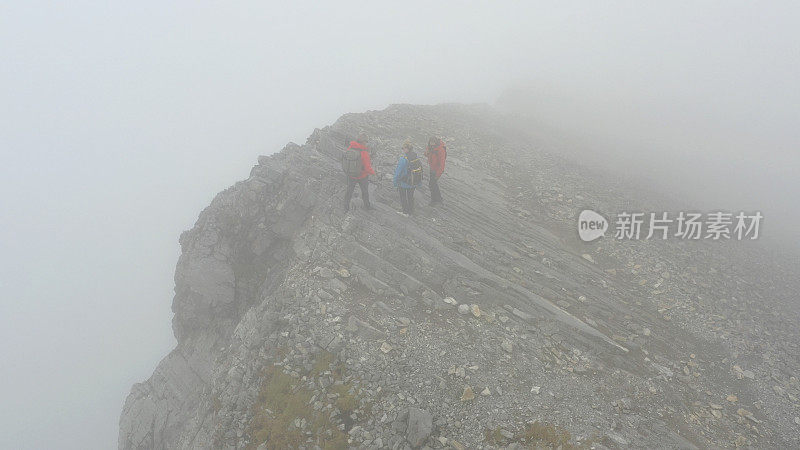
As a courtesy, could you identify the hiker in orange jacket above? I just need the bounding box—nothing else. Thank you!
[343,132,376,211]
[425,137,446,205]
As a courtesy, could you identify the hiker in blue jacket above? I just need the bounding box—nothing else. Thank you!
[393,140,423,215]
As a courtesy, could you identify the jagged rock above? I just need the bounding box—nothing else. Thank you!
[737,408,760,423]
[346,316,385,340]
[119,103,800,450]
[460,386,475,402]
[470,304,481,318]
[405,407,433,448]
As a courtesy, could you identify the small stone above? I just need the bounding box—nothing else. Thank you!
[581,253,595,263]
[318,267,334,279]
[794,417,800,426]
[709,403,723,410]
[380,342,393,353]
[642,327,651,336]
[501,340,513,353]
[531,386,541,394]
[337,268,350,278]
[726,395,738,403]
[481,387,491,396]
[457,304,470,315]
[470,304,481,318]
[460,386,475,401]
[450,440,466,450]
[443,297,458,306]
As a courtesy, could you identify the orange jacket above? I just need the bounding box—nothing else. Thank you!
[425,140,446,178]
[347,141,375,179]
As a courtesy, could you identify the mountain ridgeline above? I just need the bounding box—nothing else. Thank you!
[119,104,800,449]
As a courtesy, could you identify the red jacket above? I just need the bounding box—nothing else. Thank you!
[425,140,446,178]
[348,141,375,179]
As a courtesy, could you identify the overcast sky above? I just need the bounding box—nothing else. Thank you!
[1,2,798,449]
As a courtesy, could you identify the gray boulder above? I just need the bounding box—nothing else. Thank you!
[405,407,433,448]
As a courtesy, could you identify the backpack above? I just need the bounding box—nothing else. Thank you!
[342,148,363,178]
[404,152,424,186]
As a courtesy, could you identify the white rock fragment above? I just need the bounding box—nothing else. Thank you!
[470,304,481,318]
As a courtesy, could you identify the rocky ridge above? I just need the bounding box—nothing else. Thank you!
[119,104,800,449]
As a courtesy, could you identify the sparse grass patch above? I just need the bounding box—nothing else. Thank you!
[483,427,508,446]
[483,421,590,449]
[519,421,584,449]
[330,383,358,415]
[246,365,347,450]
[310,350,335,376]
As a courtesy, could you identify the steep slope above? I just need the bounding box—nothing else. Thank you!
[119,104,800,449]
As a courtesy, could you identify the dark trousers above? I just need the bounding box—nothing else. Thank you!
[429,169,443,204]
[344,177,370,210]
[398,187,415,214]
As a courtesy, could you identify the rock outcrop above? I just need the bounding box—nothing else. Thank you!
[120,104,800,449]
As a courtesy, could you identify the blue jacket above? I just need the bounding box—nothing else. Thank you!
[394,152,421,189]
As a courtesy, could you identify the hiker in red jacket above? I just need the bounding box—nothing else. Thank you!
[342,132,376,211]
[425,137,446,205]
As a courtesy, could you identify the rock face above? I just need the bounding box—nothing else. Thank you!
[404,408,433,448]
[119,104,800,449]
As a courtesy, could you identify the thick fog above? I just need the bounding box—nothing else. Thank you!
[1,2,798,449]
